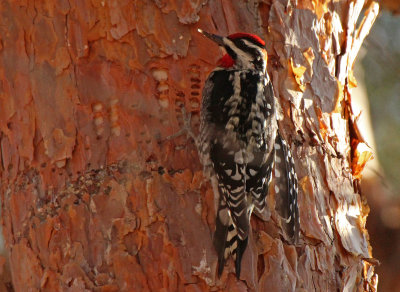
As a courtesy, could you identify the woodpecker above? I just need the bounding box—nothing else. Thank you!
[198,29,299,278]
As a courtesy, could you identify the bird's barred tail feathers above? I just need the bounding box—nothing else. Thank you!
[213,201,248,278]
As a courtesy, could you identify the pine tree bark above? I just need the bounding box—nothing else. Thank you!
[0,0,379,291]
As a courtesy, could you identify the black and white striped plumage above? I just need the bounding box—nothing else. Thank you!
[198,30,299,278]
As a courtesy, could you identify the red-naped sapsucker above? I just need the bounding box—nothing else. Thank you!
[198,29,299,278]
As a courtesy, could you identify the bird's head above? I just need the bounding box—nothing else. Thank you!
[198,29,268,72]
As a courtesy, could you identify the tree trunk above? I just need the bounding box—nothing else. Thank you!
[0,0,379,291]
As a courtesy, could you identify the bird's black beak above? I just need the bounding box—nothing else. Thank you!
[198,29,225,46]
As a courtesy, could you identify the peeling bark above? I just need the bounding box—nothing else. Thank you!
[0,0,379,291]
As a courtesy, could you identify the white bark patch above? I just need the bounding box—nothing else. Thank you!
[335,201,370,258]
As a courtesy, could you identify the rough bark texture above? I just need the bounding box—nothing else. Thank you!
[0,0,379,291]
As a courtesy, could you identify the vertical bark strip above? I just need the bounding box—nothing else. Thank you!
[0,0,378,291]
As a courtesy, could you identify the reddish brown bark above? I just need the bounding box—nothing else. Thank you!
[379,0,400,13]
[0,0,378,291]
